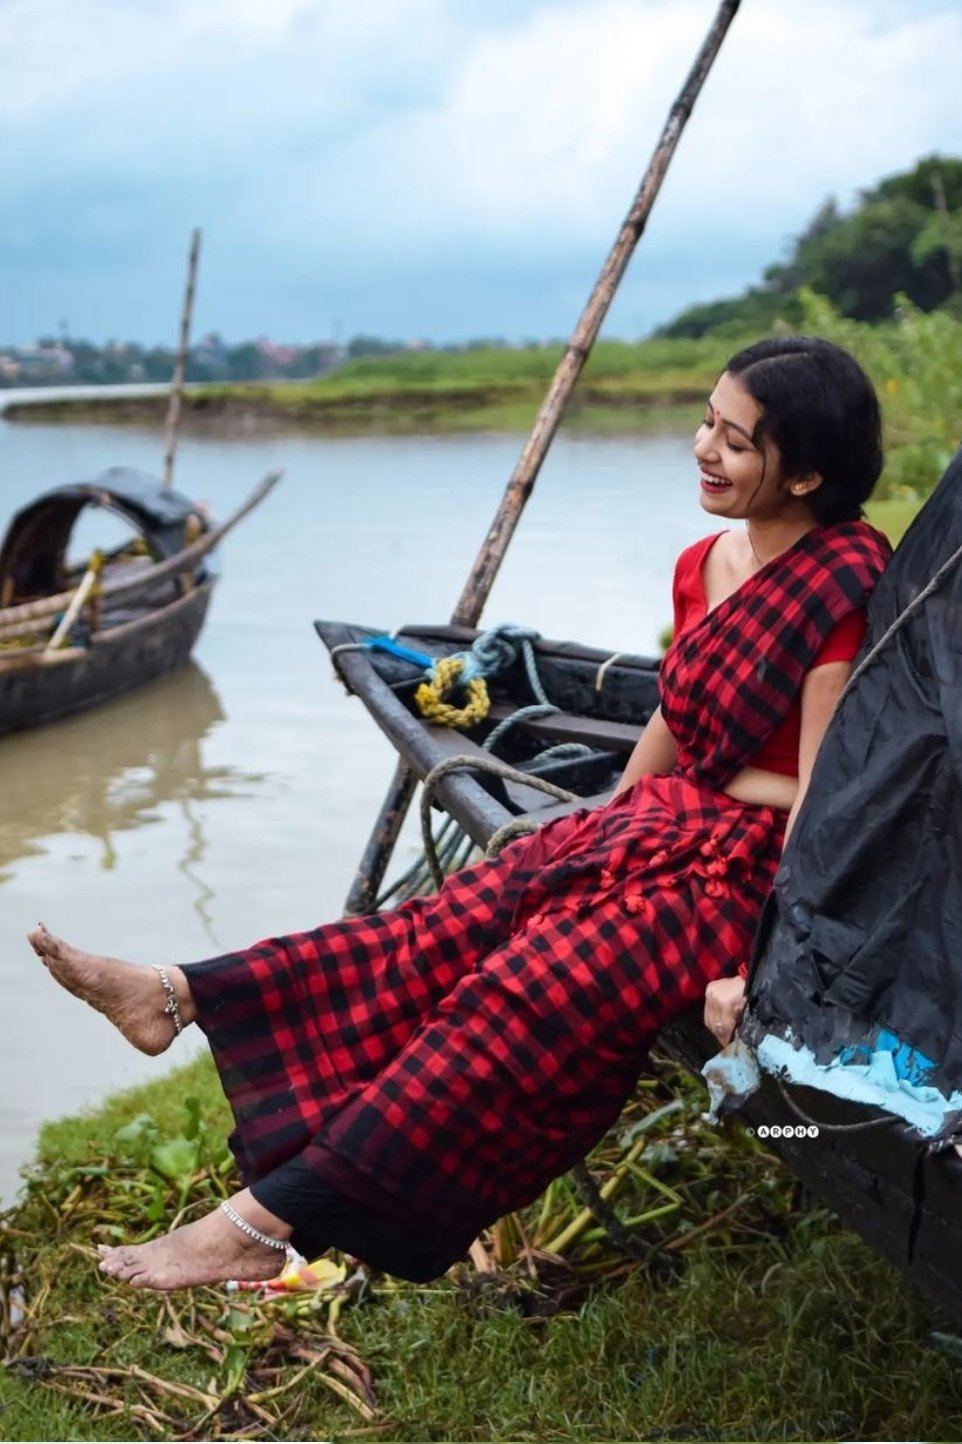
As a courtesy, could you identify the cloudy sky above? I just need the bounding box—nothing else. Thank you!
[1,0,960,347]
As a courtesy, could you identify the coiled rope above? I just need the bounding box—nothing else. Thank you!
[414,623,548,729]
[353,623,594,908]
[418,754,578,891]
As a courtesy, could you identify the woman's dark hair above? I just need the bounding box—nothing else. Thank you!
[723,335,883,524]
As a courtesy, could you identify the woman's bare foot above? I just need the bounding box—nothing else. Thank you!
[97,1191,292,1290]
[27,923,194,1056]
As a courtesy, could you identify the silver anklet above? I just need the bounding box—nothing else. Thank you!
[220,1199,289,1253]
[152,965,184,1036]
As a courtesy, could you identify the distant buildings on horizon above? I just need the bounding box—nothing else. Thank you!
[0,330,568,387]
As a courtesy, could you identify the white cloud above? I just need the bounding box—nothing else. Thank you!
[216,0,962,275]
[0,0,959,339]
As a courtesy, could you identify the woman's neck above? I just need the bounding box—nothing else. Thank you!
[745,513,817,569]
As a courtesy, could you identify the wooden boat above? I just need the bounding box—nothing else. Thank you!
[315,616,962,1326]
[0,467,279,737]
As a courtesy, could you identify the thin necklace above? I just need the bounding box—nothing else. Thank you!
[746,525,765,570]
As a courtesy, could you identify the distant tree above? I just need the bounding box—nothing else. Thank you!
[655,288,801,340]
[793,194,944,319]
[142,347,177,382]
[283,343,338,378]
[657,153,962,335]
[346,334,402,358]
[764,197,842,293]
[873,154,962,211]
[910,169,962,306]
[767,155,962,319]
[225,342,269,381]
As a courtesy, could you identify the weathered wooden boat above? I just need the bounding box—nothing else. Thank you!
[0,467,279,736]
[315,609,962,1326]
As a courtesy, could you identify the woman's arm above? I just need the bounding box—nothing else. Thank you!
[782,657,852,845]
[612,705,677,797]
[704,657,854,1045]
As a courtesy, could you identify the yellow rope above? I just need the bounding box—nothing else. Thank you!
[414,655,490,729]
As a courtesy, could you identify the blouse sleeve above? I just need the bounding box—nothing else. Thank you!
[809,608,867,668]
[671,536,716,639]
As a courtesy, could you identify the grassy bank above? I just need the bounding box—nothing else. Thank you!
[3,1051,962,1442]
[6,304,959,506]
[3,337,723,437]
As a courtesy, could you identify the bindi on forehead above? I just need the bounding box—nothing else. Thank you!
[706,397,757,443]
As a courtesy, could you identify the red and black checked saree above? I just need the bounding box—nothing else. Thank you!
[184,521,890,1273]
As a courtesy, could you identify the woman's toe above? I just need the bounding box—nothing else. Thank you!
[99,1246,131,1274]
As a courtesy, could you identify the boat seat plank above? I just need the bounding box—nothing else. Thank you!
[485,703,640,753]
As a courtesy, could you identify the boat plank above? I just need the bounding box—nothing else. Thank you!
[486,702,640,753]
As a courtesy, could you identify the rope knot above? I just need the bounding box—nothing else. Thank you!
[415,655,490,729]
[414,623,545,729]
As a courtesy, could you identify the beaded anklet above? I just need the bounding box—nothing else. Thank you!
[152,965,184,1036]
[219,1199,290,1254]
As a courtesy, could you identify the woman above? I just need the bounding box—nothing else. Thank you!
[30,336,891,1291]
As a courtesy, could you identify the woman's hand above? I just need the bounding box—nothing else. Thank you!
[704,975,747,1046]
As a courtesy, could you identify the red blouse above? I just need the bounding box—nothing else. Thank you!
[672,534,866,778]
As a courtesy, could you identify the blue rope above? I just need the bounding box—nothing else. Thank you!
[363,636,435,668]
[364,624,546,693]
[450,624,544,684]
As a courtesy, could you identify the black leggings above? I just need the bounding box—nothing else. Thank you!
[250,1157,463,1283]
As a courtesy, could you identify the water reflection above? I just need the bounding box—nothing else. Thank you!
[0,664,263,941]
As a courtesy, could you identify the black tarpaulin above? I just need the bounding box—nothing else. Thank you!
[746,444,962,1132]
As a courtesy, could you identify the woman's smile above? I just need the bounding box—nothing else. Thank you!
[699,469,733,495]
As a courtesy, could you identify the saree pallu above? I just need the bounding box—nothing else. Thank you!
[185,521,890,1265]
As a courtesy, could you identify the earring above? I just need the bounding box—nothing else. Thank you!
[791,484,806,496]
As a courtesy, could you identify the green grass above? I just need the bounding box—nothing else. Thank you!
[865,496,922,545]
[4,1055,962,1441]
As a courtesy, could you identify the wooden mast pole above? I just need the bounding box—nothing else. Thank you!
[344,0,742,914]
[161,227,202,490]
[453,0,740,625]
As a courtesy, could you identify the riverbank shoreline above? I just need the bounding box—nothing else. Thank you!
[1,384,704,437]
[1,337,728,435]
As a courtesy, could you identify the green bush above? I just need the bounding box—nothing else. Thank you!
[798,289,962,497]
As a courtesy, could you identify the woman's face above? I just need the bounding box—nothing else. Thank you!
[693,371,795,522]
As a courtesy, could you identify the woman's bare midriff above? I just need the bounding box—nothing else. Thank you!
[722,765,798,813]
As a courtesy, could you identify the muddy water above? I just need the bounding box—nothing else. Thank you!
[0,418,704,1203]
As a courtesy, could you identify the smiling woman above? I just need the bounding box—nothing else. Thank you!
[25,334,893,1294]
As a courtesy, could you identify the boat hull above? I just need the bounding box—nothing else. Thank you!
[0,581,213,736]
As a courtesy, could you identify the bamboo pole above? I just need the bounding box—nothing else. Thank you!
[453,0,740,626]
[344,0,742,913]
[42,552,103,652]
[0,470,282,631]
[343,759,419,914]
[161,227,202,490]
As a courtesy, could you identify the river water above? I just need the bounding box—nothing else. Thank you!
[0,412,705,1206]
